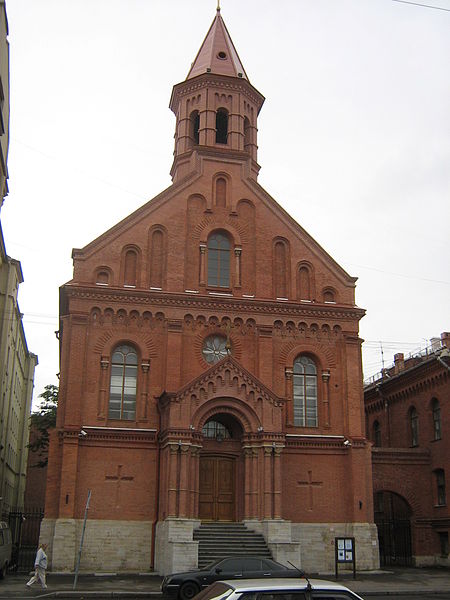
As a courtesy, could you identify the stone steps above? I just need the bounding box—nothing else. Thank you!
[194,523,272,568]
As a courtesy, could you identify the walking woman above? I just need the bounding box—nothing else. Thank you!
[26,542,48,589]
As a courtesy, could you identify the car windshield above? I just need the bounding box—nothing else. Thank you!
[193,582,234,600]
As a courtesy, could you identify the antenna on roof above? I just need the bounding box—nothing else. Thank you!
[287,561,308,586]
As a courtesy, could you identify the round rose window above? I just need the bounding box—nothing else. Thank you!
[202,335,230,364]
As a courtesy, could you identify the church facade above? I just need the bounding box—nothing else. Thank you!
[42,9,379,574]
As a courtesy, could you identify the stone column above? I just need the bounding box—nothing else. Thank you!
[321,369,330,427]
[251,448,259,518]
[263,446,273,519]
[199,244,206,286]
[285,367,293,426]
[139,359,150,421]
[179,444,190,517]
[234,247,242,288]
[273,445,283,519]
[97,356,109,419]
[244,448,252,519]
[189,446,200,518]
[168,444,179,517]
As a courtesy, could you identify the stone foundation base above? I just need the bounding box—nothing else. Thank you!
[244,520,301,568]
[155,518,200,575]
[41,518,153,572]
[40,518,379,574]
[291,522,380,573]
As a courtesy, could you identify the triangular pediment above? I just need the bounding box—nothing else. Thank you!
[160,355,284,408]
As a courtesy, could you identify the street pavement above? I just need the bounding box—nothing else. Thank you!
[0,567,448,599]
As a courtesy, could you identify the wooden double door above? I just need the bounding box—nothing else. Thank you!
[199,456,235,521]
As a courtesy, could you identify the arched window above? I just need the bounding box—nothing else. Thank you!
[244,116,251,151]
[190,110,200,145]
[432,398,441,441]
[216,108,228,144]
[435,469,446,506]
[96,270,110,285]
[207,232,230,288]
[124,249,137,287]
[150,229,164,288]
[298,266,312,301]
[274,241,288,298]
[293,356,318,427]
[373,420,382,447]
[323,288,336,303]
[202,420,232,440]
[108,345,137,420]
[215,177,226,207]
[409,407,419,447]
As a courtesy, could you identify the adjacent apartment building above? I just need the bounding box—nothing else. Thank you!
[0,0,38,515]
[365,332,450,567]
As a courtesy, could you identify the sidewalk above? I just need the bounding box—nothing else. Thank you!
[0,567,449,598]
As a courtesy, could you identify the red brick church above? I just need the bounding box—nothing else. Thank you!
[42,8,379,574]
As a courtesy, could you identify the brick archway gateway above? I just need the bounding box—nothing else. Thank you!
[374,491,412,567]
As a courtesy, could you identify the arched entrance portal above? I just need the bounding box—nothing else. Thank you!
[199,414,243,522]
[374,491,412,566]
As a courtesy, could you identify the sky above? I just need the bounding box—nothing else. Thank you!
[2,0,449,408]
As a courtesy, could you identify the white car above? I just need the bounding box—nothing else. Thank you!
[191,578,365,600]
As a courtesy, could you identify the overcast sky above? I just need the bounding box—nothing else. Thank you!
[3,0,449,407]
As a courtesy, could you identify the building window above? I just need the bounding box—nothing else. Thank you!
[244,116,251,151]
[149,229,165,289]
[124,249,137,286]
[323,288,336,303]
[216,108,228,144]
[436,469,446,506]
[190,110,200,145]
[215,177,226,207]
[439,532,449,557]
[274,240,288,298]
[108,345,137,420]
[293,355,318,427]
[202,420,232,440]
[432,398,441,441]
[202,334,229,364]
[96,270,110,285]
[373,420,382,447]
[409,407,419,447]
[297,264,313,301]
[207,232,230,288]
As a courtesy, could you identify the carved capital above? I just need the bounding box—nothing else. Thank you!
[321,369,331,382]
[100,356,109,370]
[285,367,293,379]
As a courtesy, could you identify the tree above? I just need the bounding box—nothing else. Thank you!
[28,384,58,468]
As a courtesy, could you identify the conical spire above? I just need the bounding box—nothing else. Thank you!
[186,8,248,81]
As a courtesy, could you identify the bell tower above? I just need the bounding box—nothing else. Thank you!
[169,7,265,183]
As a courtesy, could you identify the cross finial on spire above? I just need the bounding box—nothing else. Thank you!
[217,0,221,12]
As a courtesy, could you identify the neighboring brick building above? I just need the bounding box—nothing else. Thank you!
[42,8,378,574]
[365,332,450,567]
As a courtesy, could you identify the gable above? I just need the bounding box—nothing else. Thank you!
[67,159,357,307]
[158,355,285,432]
